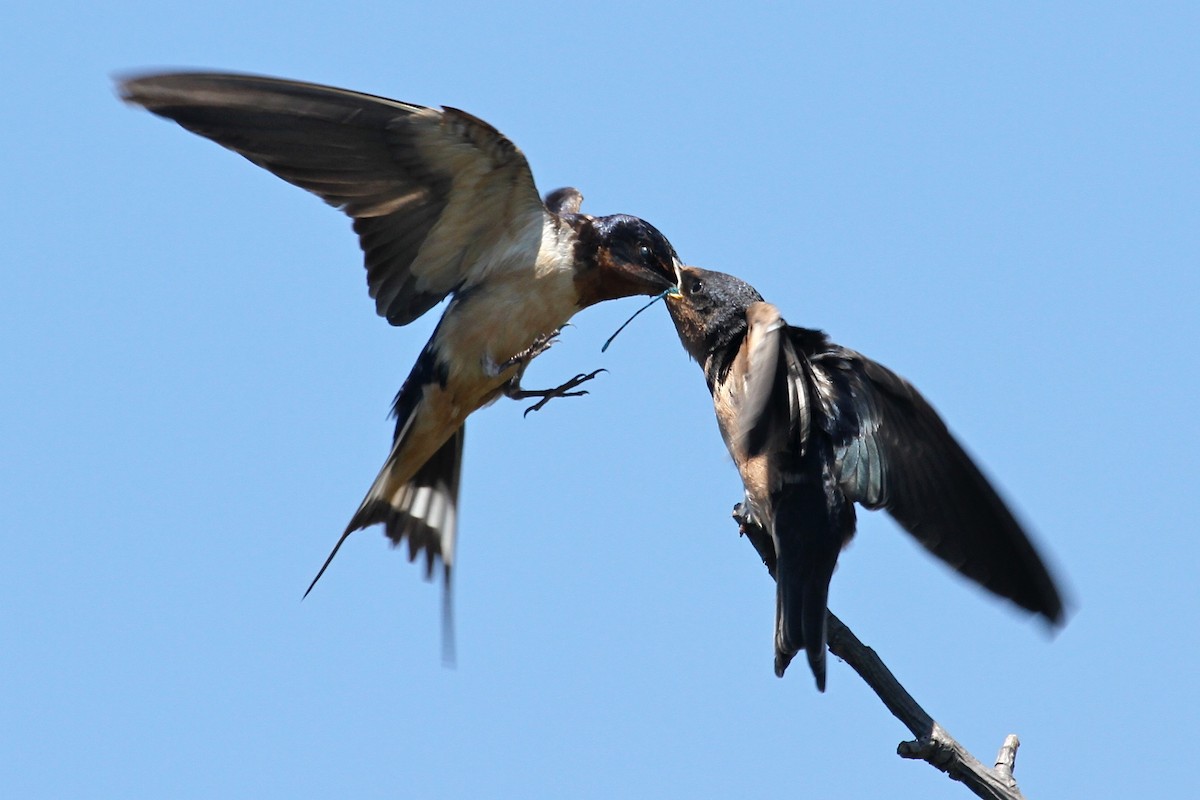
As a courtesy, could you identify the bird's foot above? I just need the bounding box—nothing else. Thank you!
[506,369,607,417]
[732,501,777,579]
[732,501,761,531]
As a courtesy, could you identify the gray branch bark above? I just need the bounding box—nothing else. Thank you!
[826,613,1027,799]
[734,510,1030,799]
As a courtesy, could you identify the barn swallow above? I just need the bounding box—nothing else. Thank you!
[665,266,1063,690]
[118,72,680,621]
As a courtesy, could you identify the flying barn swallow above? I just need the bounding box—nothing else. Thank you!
[665,266,1063,690]
[118,72,680,621]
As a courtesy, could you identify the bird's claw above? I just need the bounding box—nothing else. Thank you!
[732,502,747,522]
[732,501,756,530]
[508,368,607,417]
[522,389,588,417]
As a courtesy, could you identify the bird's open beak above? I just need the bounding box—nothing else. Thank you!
[656,256,684,293]
[623,256,677,296]
[666,262,687,301]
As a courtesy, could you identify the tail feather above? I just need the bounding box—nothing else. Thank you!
[771,461,849,691]
[774,564,834,690]
[802,579,831,690]
[771,581,833,690]
[773,584,801,678]
[303,527,354,600]
[304,425,465,597]
[773,558,836,690]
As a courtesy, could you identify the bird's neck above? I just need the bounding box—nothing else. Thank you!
[702,325,748,392]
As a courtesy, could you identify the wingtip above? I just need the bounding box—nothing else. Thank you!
[1045,603,1067,629]
[1044,578,1071,629]
[1016,568,1069,631]
[112,70,192,110]
[111,69,183,104]
[113,72,145,105]
[1037,597,1071,635]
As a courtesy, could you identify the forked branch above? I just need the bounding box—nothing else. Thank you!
[826,613,1027,799]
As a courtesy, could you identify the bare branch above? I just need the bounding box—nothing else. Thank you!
[994,734,1021,783]
[826,613,1026,799]
[734,509,1032,800]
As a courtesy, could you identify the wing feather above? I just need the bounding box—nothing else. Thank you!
[119,72,548,325]
[795,334,1064,623]
[735,302,786,456]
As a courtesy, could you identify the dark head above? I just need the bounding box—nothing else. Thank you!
[665,266,765,363]
[574,214,680,306]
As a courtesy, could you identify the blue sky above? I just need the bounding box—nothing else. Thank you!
[4,2,1198,797]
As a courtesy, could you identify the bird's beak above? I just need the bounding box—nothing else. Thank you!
[665,261,683,298]
[666,262,687,301]
[587,252,675,306]
[656,256,683,292]
[622,255,677,296]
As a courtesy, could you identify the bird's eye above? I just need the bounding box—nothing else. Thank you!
[688,278,704,295]
[638,244,653,261]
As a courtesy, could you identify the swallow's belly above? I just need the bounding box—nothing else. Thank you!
[435,268,579,389]
[381,267,579,483]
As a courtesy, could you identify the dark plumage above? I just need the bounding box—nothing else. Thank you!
[665,266,1063,690]
[118,72,680,625]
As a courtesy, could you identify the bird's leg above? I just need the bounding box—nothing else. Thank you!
[498,327,565,372]
[497,327,606,417]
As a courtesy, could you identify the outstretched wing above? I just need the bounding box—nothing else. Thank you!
[797,333,1064,624]
[119,71,548,325]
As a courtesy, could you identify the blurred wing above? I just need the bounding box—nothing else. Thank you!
[119,72,548,325]
[800,335,1064,624]
[734,302,786,455]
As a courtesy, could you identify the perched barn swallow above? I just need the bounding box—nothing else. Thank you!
[665,266,1063,690]
[118,72,680,621]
